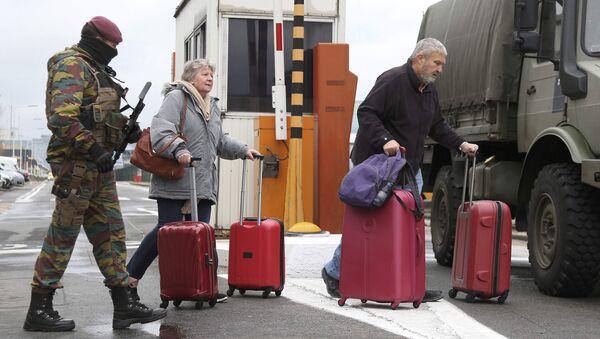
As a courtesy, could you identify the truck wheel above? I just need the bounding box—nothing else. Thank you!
[528,163,600,297]
[431,166,462,266]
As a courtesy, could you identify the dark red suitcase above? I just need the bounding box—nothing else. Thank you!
[338,183,426,310]
[449,157,511,304]
[227,157,285,298]
[158,159,218,309]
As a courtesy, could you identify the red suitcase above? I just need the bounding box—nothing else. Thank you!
[227,157,285,298]
[158,159,218,309]
[449,156,511,304]
[338,176,425,310]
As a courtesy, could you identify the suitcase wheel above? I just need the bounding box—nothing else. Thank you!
[239,289,246,295]
[275,290,282,297]
[391,302,399,310]
[448,288,458,299]
[262,287,273,298]
[173,300,182,307]
[226,288,234,297]
[337,298,346,307]
[465,294,476,303]
[160,300,169,309]
[209,298,217,307]
[498,291,509,304]
[413,300,421,309]
[360,299,367,304]
[195,300,204,309]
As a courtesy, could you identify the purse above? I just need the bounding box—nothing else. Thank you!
[130,96,188,180]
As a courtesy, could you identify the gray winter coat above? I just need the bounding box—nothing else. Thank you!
[148,85,248,203]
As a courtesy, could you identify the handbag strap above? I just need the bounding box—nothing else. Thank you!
[179,94,187,134]
[393,163,424,220]
[152,95,188,156]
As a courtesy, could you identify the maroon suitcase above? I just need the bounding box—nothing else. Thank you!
[157,159,218,309]
[449,156,512,303]
[227,157,285,298]
[338,173,425,310]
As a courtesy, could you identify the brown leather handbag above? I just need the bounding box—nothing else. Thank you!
[130,96,187,180]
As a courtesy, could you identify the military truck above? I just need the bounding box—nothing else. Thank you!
[419,0,600,297]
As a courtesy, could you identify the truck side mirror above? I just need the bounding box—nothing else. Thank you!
[512,31,540,53]
[514,0,539,31]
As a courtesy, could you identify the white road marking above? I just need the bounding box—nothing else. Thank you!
[126,240,141,250]
[0,248,41,255]
[218,273,506,339]
[0,244,27,250]
[16,182,47,202]
[0,212,158,220]
[119,182,150,190]
[118,197,131,201]
[137,208,158,216]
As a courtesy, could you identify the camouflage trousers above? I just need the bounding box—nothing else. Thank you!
[31,160,128,290]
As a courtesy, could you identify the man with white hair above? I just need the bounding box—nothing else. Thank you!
[322,38,478,302]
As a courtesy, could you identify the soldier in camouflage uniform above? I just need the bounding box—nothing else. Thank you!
[23,16,166,332]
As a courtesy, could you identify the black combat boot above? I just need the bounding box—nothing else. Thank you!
[110,286,167,329]
[128,286,140,302]
[23,289,75,332]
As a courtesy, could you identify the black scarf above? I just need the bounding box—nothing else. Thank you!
[78,36,118,66]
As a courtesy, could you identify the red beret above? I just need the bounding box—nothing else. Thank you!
[88,16,122,44]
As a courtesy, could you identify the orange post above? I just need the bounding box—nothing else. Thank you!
[313,43,357,234]
[255,116,314,230]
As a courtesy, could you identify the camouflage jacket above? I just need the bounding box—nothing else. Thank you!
[45,45,126,165]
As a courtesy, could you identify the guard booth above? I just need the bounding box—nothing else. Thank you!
[173,0,355,232]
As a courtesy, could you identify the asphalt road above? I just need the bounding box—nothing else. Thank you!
[1,181,600,338]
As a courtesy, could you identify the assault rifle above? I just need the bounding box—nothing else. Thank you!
[112,81,152,164]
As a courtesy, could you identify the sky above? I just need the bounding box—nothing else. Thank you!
[0,0,439,141]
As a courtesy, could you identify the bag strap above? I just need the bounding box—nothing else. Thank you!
[152,95,188,157]
[393,163,424,220]
[179,94,187,134]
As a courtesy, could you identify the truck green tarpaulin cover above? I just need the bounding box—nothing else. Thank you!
[418,0,522,109]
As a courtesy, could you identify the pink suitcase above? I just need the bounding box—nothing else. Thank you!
[228,157,285,298]
[338,184,425,310]
[158,159,218,309]
[449,156,511,303]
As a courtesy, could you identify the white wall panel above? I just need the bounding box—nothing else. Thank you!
[219,0,339,17]
[215,116,257,228]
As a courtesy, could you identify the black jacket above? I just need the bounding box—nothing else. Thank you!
[351,62,464,170]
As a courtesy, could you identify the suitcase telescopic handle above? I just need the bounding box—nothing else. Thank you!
[189,157,202,222]
[460,154,477,212]
[239,155,265,227]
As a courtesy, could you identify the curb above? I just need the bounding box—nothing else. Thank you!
[129,181,150,186]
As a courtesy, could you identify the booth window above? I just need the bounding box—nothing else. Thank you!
[227,18,332,113]
[185,23,206,62]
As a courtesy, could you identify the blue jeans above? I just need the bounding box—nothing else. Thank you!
[324,169,423,280]
[127,198,213,280]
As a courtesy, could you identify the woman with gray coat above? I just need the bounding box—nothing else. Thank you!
[126,59,259,302]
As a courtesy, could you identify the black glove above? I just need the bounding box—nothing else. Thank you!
[90,143,114,173]
[125,123,142,144]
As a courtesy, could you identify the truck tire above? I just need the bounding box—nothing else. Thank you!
[528,163,600,297]
[431,165,462,266]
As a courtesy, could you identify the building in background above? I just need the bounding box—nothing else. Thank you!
[173,0,349,229]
